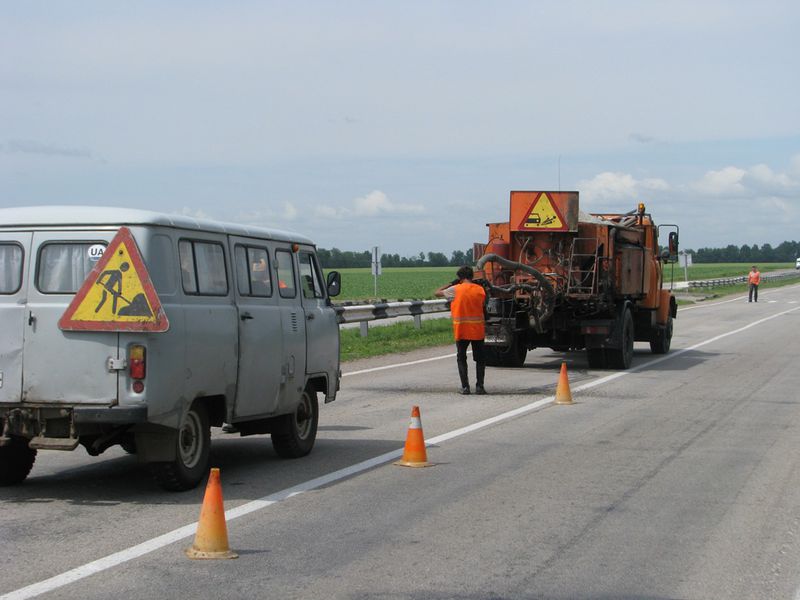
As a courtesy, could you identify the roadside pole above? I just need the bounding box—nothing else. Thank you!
[371,246,381,298]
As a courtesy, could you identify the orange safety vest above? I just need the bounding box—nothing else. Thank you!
[451,282,486,341]
[748,271,760,285]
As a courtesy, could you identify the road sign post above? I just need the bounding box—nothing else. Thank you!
[371,246,382,298]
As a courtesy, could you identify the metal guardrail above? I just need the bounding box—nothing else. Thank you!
[334,299,450,325]
[687,271,800,289]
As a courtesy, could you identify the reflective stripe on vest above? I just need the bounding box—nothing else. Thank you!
[451,282,486,340]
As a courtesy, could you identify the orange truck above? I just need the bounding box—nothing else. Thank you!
[473,191,679,369]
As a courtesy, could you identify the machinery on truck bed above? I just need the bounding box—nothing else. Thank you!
[473,191,679,370]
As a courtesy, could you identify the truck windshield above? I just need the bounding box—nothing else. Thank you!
[37,242,106,294]
[0,243,23,294]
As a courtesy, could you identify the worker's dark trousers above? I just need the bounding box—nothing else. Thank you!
[749,284,759,302]
[456,339,486,388]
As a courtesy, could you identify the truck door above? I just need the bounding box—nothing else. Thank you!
[229,238,284,418]
[298,250,339,400]
[0,232,31,405]
[22,231,119,405]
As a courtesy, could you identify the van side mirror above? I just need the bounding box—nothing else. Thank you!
[326,271,341,297]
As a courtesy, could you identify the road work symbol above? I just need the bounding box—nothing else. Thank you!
[519,192,567,231]
[59,227,169,332]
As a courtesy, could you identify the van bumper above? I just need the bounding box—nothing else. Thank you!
[74,405,147,425]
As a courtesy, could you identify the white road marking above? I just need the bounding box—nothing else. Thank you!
[4,305,800,600]
[344,353,457,377]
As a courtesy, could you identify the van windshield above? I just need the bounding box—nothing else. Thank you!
[37,242,106,294]
[0,243,23,294]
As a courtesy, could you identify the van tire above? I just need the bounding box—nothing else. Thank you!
[0,436,37,486]
[271,389,318,459]
[150,403,211,492]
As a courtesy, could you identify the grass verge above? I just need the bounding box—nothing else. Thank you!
[341,318,453,362]
[684,274,800,302]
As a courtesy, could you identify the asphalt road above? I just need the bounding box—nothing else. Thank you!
[3,285,800,600]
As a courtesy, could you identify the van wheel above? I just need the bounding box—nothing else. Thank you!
[271,389,318,459]
[0,436,37,486]
[150,403,210,492]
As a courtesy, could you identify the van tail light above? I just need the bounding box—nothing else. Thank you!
[129,344,146,381]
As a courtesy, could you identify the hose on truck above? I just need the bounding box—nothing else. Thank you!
[475,253,557,324]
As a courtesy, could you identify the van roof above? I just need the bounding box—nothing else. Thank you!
[0,205,315,245]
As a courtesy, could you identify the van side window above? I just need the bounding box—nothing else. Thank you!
[37,242,107,294]
[179,240,228,296]
[0,243,23,294]
[299,252,324,299]
[235,245,272,297]
[275,249,296,298]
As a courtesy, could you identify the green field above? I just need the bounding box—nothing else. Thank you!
[329,263,796,302]
[330,266,457,302]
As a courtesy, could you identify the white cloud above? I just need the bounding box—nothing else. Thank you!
[282,202,298,220]
[691,163,800,197]
[690,166,746,196]
[176,206,210,219]
[576,172,670,205]
[315,190,425,219]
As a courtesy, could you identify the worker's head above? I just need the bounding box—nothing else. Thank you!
[457,266,474,281]
[752,265,757,270]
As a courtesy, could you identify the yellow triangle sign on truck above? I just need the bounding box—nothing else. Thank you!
[518,192,567,231]
[58,227,169,332]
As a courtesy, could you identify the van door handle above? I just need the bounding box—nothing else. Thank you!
[307,313,315,320]
[240,312,254,321]
[28,311,36,326]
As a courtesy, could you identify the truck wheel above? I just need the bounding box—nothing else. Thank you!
[586,348,607,369]
[484,337,527,368]
[649,316,673,354]
[150,403,211,492]
[271,388,319,459]
[0,436,37,486]
[608,309,634,369]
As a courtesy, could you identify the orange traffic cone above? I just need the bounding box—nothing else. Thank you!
[185,468,238,559]
[554,362,573,405]
[394,406,434,467]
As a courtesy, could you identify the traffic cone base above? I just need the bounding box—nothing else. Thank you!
[185,468,239,560]
[394,406,434,468]
[554,361,573,405]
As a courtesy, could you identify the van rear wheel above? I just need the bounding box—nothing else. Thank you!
[271,389,318,458]
[0,436,37,486]
[150,403,210,492]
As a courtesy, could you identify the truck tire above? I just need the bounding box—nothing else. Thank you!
[649,315,673,354]
[0,436,37,486]
[586,348,607,369]
[484,336,527,368]
[150,403,211,492]
[271,388,319,459]
[607,308,634,370]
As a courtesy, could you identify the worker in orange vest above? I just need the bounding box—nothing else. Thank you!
[748,265,761,302]
[436,266,487,395]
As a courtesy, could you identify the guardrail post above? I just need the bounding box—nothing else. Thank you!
[360,322,369,337]
[413,314,422,329]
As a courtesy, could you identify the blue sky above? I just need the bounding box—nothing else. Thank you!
[1,1,798,255]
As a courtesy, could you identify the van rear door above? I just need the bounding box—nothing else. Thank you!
[0,232,30,405]
[22,231,119,405]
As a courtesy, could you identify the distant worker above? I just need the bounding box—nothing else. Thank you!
[435,266,487,395]
[748,265,761,303]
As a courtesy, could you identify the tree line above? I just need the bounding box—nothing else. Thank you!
[317,241,800,268]
[687,241,800,263]
[317,248,474,269]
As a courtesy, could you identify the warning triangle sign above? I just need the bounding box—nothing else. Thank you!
[59,227,169,332]
[518,192,567,231]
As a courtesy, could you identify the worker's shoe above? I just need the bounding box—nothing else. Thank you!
[222,423,239,433]
[459,386,471,395]
[475,384,487,395]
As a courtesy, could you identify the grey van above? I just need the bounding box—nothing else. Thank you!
[0,206,341,490]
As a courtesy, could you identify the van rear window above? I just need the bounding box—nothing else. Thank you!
[37,242,106,294]
[179,240,228,296]
[0,243,23,294]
